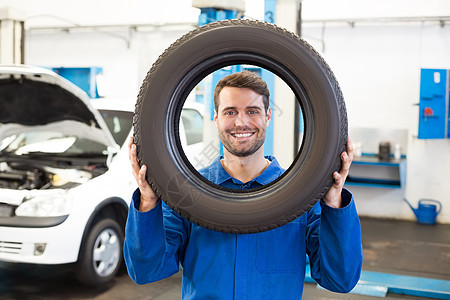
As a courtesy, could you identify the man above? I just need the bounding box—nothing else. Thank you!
[124,71,362,299]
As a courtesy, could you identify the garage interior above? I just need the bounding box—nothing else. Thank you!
[0,0,449,299]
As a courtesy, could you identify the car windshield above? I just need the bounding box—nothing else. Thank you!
[97,109,133,146]
[181,108,203,146]
[0,131,109,156]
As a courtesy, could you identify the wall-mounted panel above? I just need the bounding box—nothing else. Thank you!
[418,68,449,139]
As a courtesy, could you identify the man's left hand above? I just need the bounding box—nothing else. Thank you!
[322,137,354,208]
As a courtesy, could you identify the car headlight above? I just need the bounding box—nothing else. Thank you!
[15,194,73,217]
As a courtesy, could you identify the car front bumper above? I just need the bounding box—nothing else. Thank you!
[0,214,84,265]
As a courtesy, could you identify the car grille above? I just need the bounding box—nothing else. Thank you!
[0,241,22,255]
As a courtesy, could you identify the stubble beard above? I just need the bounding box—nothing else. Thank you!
[219,127,266,158]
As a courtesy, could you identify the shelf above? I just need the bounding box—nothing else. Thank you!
[346,154,407,188]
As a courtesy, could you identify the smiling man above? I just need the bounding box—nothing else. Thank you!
[124,70,362,299]
[213,73,272,183]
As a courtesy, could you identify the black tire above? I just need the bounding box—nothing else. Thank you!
[75,219,123,286]
[134,19,347,234]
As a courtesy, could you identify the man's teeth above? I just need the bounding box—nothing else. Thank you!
[234,133,252,138]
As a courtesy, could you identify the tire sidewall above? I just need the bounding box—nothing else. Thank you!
[135,20,346,233]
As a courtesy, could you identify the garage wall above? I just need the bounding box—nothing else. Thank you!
[2,0,450,223]
[301,0,450,223]
[305,21,450,223]
[25,28,195,101]
[2,0,201,101]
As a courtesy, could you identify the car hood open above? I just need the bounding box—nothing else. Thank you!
[0,65,118,151]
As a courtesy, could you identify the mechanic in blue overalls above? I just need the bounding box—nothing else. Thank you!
[124,70,362,299]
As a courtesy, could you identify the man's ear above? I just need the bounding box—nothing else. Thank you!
[214,111,218,127]
[266,107,272,127]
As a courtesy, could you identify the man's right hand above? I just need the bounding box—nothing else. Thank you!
[128,136,159,212]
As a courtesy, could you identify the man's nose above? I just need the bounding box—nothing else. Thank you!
[234,112,248,126]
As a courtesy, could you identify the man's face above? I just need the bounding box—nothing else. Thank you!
[214,87,271,158]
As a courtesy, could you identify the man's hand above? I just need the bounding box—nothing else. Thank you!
[128,136,159,212]
[322,137,354,208]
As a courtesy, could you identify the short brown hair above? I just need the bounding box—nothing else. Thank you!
[213,70,270,113]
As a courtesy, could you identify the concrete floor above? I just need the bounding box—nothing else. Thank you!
[1,217,449,299]
[0,264,423,300]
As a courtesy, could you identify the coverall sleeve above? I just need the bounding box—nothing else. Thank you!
[305,188,363,293]
[123,188,188,285]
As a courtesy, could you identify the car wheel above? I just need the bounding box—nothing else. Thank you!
[133,19,347,234]
[75,218,123,286]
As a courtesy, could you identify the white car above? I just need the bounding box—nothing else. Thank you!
[0,65,205,286]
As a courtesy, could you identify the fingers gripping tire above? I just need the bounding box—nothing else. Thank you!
[134,19,347,234]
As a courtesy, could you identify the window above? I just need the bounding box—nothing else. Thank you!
[181,109,203,145]
[99,110,133,146]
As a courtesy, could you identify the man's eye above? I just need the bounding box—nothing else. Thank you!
[248,110,259,115]
[225,111,236,116]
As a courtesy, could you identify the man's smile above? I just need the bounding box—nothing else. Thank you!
[230,132,255,138]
